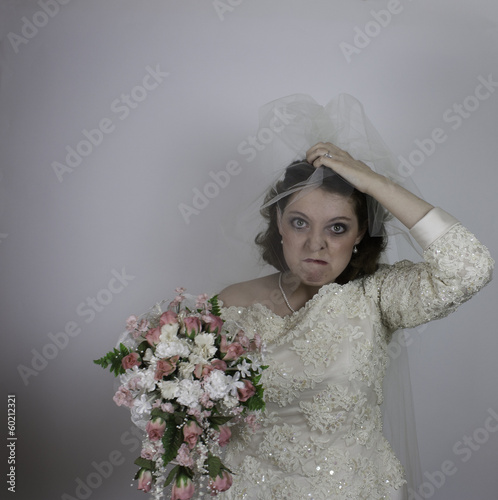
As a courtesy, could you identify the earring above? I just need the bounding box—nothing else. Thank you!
[281,239,283,244]
[353,245,358,254]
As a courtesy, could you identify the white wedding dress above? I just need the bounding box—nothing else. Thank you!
[218,208,493,500]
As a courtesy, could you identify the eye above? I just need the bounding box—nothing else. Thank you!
[330,223,347,234]
[291,218,307,229]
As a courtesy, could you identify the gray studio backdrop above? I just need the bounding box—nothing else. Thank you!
[1,1,497,499]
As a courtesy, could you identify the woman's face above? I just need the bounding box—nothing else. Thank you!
[277,188,365,290]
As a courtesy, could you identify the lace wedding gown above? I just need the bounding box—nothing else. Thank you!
[219,208,493,500]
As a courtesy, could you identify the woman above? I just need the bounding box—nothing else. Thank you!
[217,142,494,499]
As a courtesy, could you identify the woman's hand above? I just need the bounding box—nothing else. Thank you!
[306,142,434,229]
[306,142,382,195]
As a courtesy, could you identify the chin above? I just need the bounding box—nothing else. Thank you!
[300,273,336,287]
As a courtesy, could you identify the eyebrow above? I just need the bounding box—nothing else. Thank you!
[286,211,353,223]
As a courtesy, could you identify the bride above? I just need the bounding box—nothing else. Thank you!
[216,130,493,499]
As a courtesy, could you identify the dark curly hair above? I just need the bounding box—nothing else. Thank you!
[255,161,387,284]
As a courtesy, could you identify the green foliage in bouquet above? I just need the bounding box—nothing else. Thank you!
[93,343,131,377]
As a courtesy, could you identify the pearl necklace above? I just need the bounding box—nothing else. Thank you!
[279,272,296,313]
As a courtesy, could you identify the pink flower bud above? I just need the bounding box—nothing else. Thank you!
[121,352,141,370]
[146,417,166,442]
[219,335,246,361]
[224,342,245,361]
[172,473,195,500]
[137,468,153,493]
[237,380,256,402]
[209,470,233,495]
[154,356,179,380]
[203,314,224,334]
[183,420,203,450]
[183,316,202,338]
[160,310,178,326]
[145,326,161,346]
[218,425,231,447]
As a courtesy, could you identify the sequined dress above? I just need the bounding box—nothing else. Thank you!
[218,208,493,500]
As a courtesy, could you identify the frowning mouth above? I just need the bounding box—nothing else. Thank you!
[304,259,328,265]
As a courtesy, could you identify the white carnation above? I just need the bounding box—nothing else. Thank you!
[204,370,231,400]
[156,339,190,359]
[159,380,179,400]
[176,379,203,408]
[222,395,239,408]
[192,333,217,360]
[160,323,179,342]
[143,348,154,362]
[140,366,158,392]
[178,361,196,379]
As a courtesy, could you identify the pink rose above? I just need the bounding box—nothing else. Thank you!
[137,468,153,493]
[220,335,245,360]
[237,380,256,402]
[146,417,166,442]
[183,420,203,450]
[172,473,195,500]
[145,326,161,346]
[121,352,141,370]
[160,310,178,326]
[209,470,233,495]
[218,425,231,447]
[195,359,228,379]
[155,356,179,380]
[203,314,224,334]
[225,342,245,361]
[183,316,202,338]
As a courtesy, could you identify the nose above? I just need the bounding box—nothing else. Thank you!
[306,229,326,252]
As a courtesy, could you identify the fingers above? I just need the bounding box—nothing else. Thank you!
[306,142,347,168]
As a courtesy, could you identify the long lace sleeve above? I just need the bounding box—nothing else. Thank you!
[374,208,494,332]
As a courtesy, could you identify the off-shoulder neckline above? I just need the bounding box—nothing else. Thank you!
[220,280,350,320]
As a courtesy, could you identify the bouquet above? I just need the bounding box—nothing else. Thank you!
[94,288,266,499]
